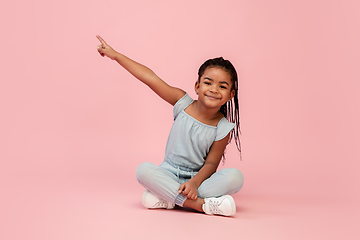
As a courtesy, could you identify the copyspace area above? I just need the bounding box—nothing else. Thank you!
[1,1,359,239]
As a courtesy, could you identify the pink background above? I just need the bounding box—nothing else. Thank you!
[1,0,359,239]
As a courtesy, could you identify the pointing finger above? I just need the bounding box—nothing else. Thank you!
[96,35,107,46]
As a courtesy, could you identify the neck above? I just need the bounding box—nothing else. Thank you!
[193,100,221,120]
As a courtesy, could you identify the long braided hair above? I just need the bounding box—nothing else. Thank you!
[198,57,242,160]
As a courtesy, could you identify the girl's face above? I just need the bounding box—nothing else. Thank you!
[195,67,235,109]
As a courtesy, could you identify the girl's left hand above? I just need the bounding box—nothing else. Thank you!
[178,181,198,200]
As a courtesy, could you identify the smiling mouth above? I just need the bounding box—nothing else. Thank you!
[206,95,220,100]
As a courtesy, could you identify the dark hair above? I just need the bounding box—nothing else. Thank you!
[198,57,242,160]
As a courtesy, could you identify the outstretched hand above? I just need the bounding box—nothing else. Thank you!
[178,181,198,200]
[96,35,117,60]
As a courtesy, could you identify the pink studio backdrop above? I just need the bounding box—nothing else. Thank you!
[1,0,359,239]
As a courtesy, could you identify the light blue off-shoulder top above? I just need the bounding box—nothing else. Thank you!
[163,93,235,170]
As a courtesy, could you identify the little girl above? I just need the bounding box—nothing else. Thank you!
[96,35,244,217]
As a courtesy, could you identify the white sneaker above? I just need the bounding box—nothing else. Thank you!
[202,195,236,216]
[142,190,175,209]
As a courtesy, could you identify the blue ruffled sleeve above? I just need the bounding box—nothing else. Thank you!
[173,93,193,120]
[215,118,235,141]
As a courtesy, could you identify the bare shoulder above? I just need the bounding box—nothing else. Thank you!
[149,78,186,106]
[215,111,225,122]
[168,87,186,106]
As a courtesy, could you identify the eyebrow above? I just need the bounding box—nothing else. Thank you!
[204,77,230,85]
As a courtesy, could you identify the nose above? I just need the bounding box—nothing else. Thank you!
[209,86,218,93]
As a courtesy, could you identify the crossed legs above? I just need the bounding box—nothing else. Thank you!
[136,162,244,211]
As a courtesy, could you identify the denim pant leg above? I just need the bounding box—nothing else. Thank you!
[136,162,187,206]
[197,168,244,199]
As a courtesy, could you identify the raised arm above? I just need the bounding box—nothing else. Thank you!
[96,35,185,105]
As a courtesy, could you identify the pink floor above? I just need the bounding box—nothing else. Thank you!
[2,166,359,240]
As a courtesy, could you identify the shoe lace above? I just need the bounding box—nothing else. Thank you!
[155,199,169,208]
[208,199,223,214]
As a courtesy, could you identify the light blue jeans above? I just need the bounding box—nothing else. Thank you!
[136,161,244,207]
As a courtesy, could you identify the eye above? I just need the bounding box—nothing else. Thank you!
[204,82,211,85]
[220,86,227,89]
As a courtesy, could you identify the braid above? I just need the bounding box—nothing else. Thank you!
[198,57,242,160]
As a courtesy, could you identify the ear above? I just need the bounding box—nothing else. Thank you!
[229,89,235,101]
[194,81,199,94]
